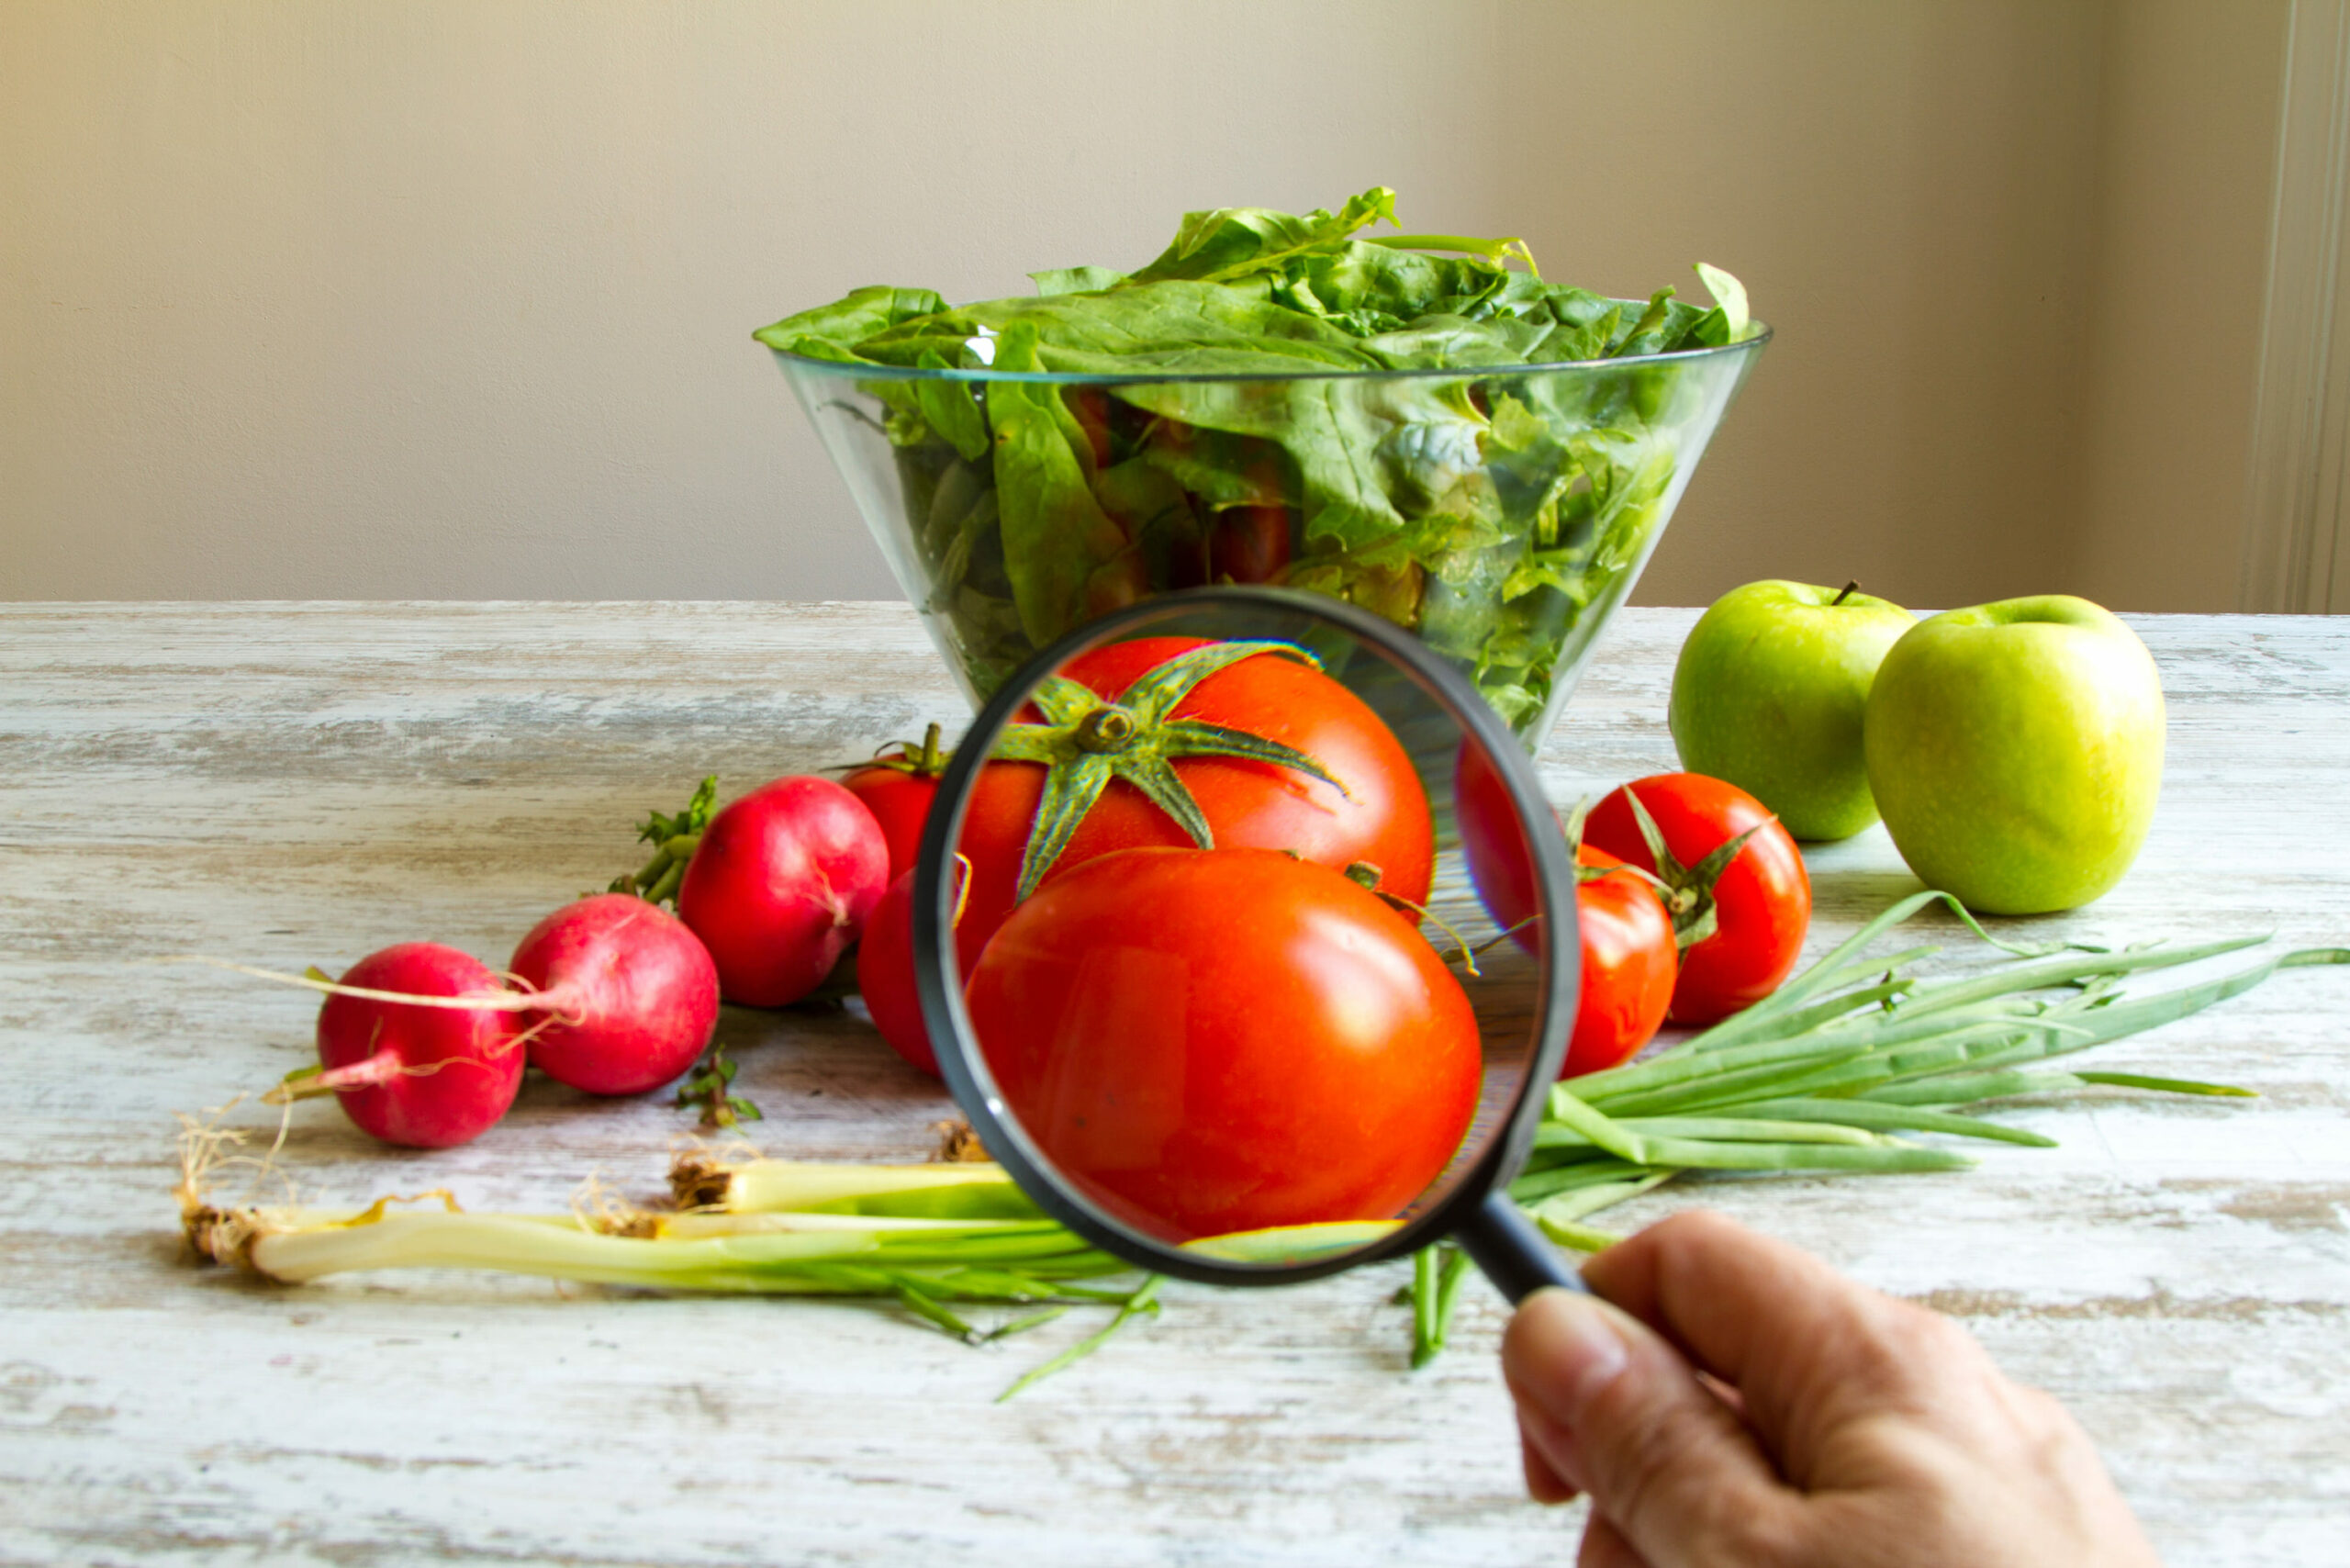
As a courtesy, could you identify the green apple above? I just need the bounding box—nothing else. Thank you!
[1863,595,2164,914]
[1669,580,1919,841]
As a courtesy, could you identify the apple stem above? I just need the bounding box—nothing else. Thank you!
[1832,580,1860,607]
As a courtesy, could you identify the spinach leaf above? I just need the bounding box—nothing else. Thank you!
[754,286,947,360]
[1030,265,1126,297]
[1125,188,1399,286]
[982,322,1131,646]
[913,350,990,463]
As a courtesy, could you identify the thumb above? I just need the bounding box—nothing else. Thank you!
[1503,1287,1794,1565]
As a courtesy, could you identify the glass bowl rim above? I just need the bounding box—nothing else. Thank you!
[767,321,1771,387]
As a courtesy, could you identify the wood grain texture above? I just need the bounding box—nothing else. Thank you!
[0,603,2344,1566]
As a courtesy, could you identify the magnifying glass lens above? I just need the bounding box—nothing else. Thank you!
[914,592,1576,1286]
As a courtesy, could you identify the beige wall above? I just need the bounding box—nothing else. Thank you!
[2075,0,2290,610]
[0,1,2292,609]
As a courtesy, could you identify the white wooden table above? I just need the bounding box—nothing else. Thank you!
[2,603,2344,1566]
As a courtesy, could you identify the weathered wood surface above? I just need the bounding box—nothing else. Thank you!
[0,602,2344,1567]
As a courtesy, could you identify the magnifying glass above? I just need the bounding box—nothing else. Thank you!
[910,588,1585,1302]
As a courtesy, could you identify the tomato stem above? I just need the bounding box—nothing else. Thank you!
[1617,785,1769,950]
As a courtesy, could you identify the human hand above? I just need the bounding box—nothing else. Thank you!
[1500,1210,2160,1567]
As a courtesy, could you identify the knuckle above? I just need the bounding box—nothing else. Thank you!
[1849,1297,1980,1394]
[1636,1208,1743,1291]
[1651,1206,1740,1256]
[2011,1382,2087,1455]
[1897,1303,1980,1365]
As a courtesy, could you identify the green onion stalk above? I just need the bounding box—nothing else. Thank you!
[1405,890,2346,1366]
[179,1139,1157,1398]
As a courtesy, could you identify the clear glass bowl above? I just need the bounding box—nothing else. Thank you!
[777,324,1767,747]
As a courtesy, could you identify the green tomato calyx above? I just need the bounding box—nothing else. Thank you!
[991,640,1348,900]
[1617,785,1770,950]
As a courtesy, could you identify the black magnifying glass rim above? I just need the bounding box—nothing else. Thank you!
[909,586,1580,1290]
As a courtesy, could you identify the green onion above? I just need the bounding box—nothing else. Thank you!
[995,1275,1163,1402]
[1404,905,2342,1367]
[180,1140,1147,1398]
[1408,1246,1475,1369]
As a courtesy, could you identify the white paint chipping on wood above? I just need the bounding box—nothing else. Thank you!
[0,603,2344,1566]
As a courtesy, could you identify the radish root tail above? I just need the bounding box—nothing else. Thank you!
[156,955,584,1027]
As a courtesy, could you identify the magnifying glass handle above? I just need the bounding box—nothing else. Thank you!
[1457,1190,1591,1303]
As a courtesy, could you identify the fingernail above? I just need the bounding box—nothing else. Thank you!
[1507,1287,1631,1428]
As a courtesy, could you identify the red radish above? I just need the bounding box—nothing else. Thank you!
[304,944,525,1148]
[677,776,890,1006]
[509,893,719,1095]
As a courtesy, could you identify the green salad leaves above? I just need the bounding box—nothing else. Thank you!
[759,188,1763,732]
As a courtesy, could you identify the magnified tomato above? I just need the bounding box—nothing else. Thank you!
[954,637,1433,960]
[1455,735,1542,941]
[963,847,1480,1242]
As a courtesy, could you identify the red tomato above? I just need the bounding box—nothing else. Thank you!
[855,869,935,1076]
[1564,846,1678,1076]
[1583,773,1810,1025]
[964,847,1481,1242]
[841,767,936,883]
[955,637,1433,958]
[1083,550,1152,617]
[842,726,948,882]
[856,860,988,1080]
[1452,742,1676,1074]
